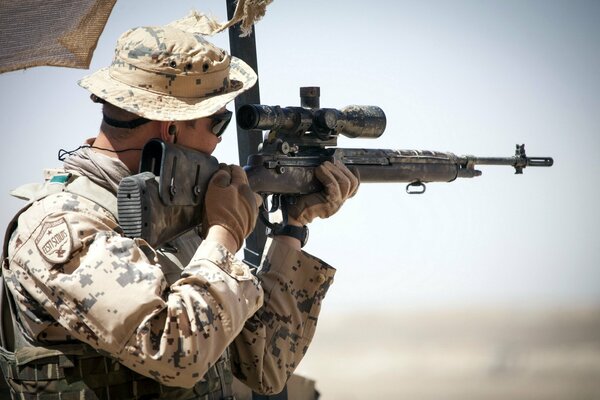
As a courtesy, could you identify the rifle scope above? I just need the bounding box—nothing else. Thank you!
[237,104,386,139]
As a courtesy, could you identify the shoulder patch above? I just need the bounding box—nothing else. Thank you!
[35,217,73,264]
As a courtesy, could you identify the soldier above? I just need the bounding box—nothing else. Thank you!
[0,21,358,399]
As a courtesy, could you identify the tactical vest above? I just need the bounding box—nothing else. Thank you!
[0,171,234,399]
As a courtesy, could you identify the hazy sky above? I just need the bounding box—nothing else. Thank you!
[1,0,598,312]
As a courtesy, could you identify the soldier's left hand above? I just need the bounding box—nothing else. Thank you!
[287,160,359,226]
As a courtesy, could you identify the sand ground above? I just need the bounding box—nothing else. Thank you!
[294,307,600,399]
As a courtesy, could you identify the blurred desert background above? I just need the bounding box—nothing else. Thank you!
[295,308,600,399]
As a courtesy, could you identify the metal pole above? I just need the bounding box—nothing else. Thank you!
[226,0,267,269]
[225,2,288,398]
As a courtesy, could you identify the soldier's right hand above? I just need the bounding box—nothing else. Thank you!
[202,164,262,252]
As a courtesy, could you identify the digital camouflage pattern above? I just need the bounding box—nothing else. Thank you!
[231,240,335,393]
[2,172,335,395]
[78,25,258,122]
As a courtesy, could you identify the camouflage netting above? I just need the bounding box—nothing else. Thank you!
[168,0,273,36]
[225,0,273,36]
[0,0,116,73]
[0,0,273,74]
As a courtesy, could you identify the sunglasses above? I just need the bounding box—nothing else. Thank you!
[210,110,233,137]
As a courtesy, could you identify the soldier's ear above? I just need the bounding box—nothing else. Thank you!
[159,122,177,143]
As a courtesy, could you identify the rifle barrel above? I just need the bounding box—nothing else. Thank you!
[470,156,553,167]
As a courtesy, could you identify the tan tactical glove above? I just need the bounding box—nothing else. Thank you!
[202,164,262,252]
[287,160,360,225]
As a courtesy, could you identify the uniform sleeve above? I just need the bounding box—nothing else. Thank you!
[229,237,336,395]
[6,193,263,388]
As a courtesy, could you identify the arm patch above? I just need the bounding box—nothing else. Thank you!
[35,217,73,264]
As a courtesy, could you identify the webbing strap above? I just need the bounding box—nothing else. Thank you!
[1,317,235,399]
[3,354,72,380]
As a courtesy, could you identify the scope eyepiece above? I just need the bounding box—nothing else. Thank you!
[236,105,261,131]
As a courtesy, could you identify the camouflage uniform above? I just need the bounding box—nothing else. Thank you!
[0,167,335,399]
[0,17,351,400]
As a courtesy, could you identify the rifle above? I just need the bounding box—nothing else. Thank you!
[117,140,219,248]
[117,86,553,248]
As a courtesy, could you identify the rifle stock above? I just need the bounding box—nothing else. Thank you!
[117,140,218,248]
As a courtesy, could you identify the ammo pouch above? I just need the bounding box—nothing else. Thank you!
[0,339,234,400]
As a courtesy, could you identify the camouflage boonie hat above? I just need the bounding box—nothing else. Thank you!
[78,25,257,121]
